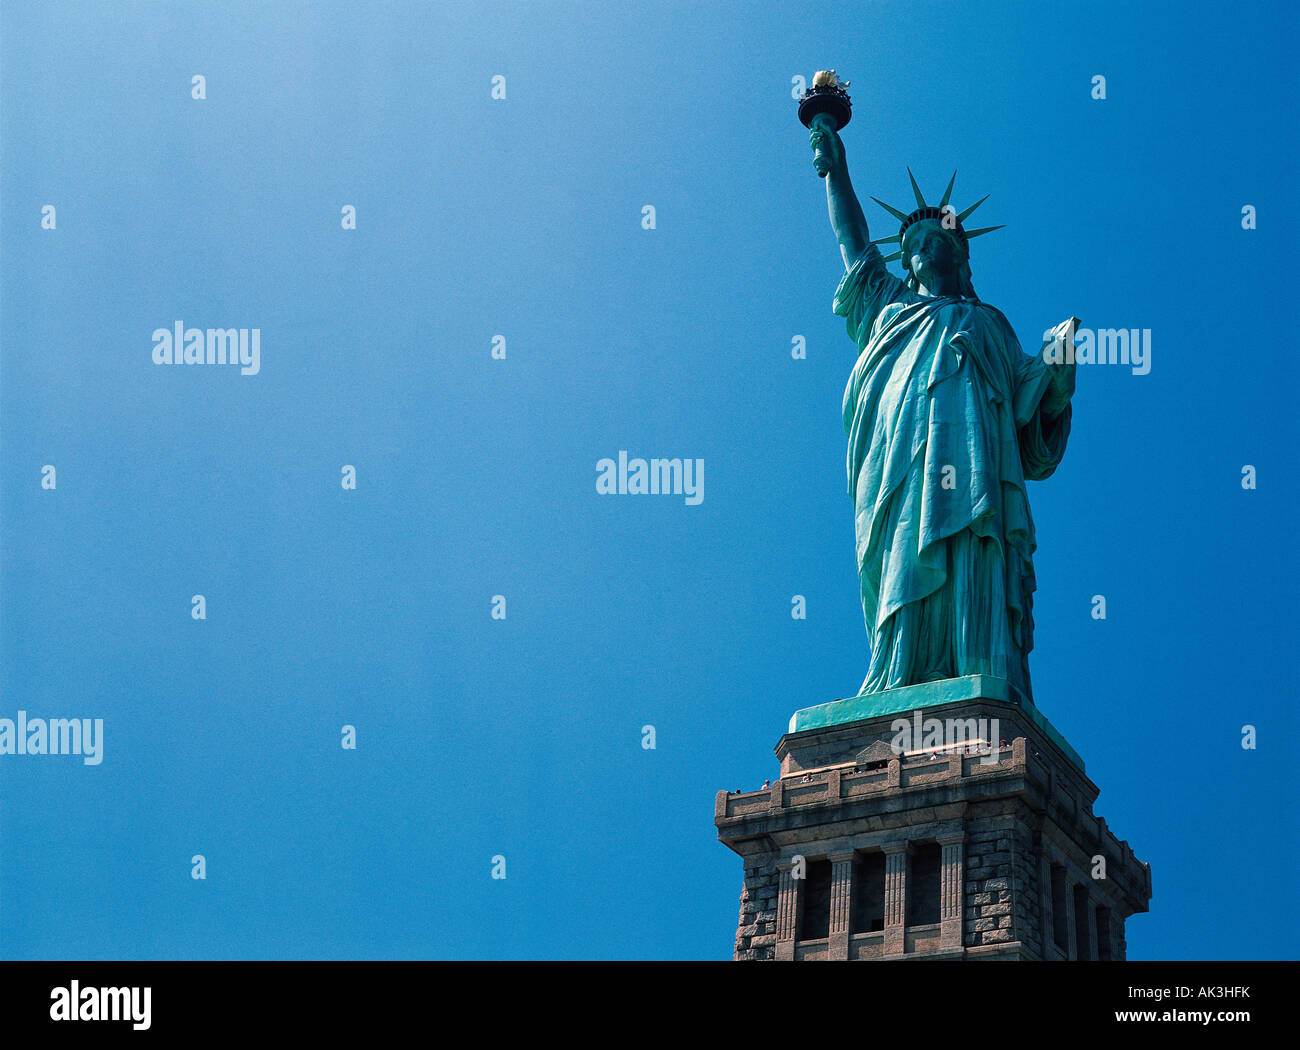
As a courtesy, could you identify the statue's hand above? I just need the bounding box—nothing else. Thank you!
[1047,356,1075,402]
[809,115,844,176]
[1042,317,1080,417]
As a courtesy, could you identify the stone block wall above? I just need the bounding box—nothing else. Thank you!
[962,806,1041,951]
[733,860,779,961]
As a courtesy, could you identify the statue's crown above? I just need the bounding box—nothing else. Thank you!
[871,170,1004,269]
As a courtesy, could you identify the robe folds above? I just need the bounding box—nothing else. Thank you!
[835,244,1072,700]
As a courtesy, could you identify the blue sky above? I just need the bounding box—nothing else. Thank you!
[1,0,1295,959]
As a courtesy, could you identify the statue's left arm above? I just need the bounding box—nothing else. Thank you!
[1010,317,1078,481]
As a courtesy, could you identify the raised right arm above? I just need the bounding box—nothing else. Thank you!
[810,117,870,269]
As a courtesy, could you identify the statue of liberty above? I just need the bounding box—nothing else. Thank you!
[806,79,1077,703]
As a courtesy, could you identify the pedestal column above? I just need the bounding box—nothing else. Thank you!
[939,835,965,949]
[1040,856,1058,959]
[775,862,800,961]
[883,845,908,956]
[828,852,855,960]
[1062,875,1078,960]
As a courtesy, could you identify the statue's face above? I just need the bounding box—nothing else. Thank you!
[904,220,962,281]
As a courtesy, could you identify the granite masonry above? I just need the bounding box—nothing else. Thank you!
[716,676,1151,961]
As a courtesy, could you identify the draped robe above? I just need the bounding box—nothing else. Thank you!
[835,243,1072,700]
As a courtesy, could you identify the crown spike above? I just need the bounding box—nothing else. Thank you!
[964,224,1005,239]
[907,167,927,209]
[880,251,903,263]
[871,234,902,245]
[938,172,957,209]
[956,194,990,223]
[870,197,910,222]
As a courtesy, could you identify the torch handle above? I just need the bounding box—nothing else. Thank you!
[810,113,836,179]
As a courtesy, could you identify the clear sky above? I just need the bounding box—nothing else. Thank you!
[1,0,1295,960]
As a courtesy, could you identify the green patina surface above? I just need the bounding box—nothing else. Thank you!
[788,674,1085,772]
[807,115,1078,708]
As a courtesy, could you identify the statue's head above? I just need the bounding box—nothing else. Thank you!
[902,219,965,281]
[901,218,976,299]
[871,171,1004,301]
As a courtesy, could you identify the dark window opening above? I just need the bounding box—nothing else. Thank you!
[1050,865,1069,951]
[906,842,942,926]
[1073,885,1091,960]
[797,859,832,941]
[852,851,886,933]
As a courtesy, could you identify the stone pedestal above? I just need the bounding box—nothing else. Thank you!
[716,676,1151,961]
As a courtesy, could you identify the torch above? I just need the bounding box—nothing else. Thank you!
[798,70,852,178]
